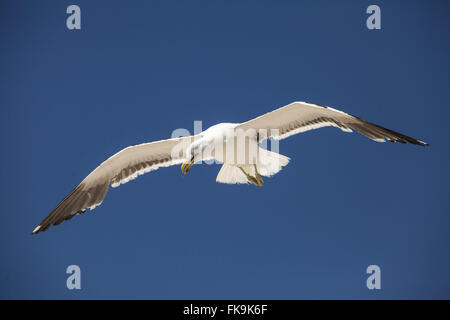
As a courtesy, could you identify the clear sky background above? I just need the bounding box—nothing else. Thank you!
[1,0,449,299]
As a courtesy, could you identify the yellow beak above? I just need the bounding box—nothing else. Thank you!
[181,157,195,174]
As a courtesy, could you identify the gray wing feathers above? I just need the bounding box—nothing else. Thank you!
[237,101,428,146]
[32,136,192,234]
[32,182,109,234]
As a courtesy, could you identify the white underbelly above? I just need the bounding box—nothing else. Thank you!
[208,136,261,165]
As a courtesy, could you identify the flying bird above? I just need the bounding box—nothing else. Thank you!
[32,101,428,234]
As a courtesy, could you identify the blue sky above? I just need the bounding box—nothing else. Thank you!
[1,0,449,299]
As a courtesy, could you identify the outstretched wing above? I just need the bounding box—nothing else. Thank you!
[32,135,194,234]
[236,101,428,146]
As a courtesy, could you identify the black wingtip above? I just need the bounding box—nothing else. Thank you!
[31,225,42,235]
[410,139,429,147]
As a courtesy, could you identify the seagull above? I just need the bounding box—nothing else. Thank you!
[32,101,428,234]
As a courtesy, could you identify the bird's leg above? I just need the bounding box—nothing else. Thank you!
[239,166,263,187]
[253,164,264,186]
[239,167,259,186]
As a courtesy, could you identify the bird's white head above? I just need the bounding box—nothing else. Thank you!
[180,123,238,174]
[181,139,203,174]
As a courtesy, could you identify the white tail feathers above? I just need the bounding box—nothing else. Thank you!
[216,164,248,184]
[216,149,290,184]
[256,149,290,177]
